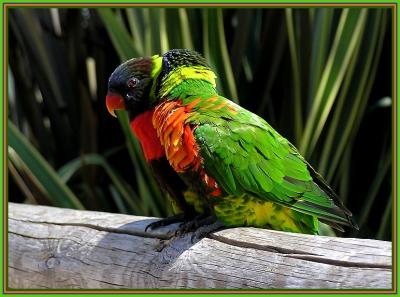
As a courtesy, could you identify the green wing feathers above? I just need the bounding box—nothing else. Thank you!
[185,95,357,230]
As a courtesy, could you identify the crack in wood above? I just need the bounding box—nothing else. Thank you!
[209,233,319,255]
[9,217,172,240]
[281,254,392,269]
[209,233,392,270]
[88,278,126,287]
[9,265,31,273]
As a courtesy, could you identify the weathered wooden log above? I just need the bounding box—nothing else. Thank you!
[8,202,392,289]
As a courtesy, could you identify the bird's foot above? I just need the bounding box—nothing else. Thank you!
[175,214,210,235]
[191,220,225,242]
[145,213,189,232]
[175,215,225,242]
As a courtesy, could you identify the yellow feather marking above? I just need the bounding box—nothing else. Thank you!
[183,190,207,213]
[160,66,217,97]
[252,202,299,230]
[213,195,302,232]
[251,201,275,226]
[151,55,162,78]
[149,55,163,102]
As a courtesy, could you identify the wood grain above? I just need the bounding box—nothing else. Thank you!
[8,203,392,289]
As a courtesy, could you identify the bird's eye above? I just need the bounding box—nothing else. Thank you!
[127,77,139,89]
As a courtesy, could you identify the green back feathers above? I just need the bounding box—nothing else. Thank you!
[181,93,356,229]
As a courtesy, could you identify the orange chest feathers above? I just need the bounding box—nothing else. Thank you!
[130,103,201,173]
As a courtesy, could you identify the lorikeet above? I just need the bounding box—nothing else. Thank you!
[106,49,358,235]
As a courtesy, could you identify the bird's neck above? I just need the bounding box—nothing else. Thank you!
[150,55,217,100]
[130,110,165,161]
[168,79,218,100]
[158,67,217,99]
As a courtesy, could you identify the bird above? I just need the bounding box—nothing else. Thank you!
[105,48,358,236]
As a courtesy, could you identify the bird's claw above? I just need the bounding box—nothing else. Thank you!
[190,220,225,242]
[174,214,209,236]
[144,213,188,232]
[145,214,225,244]
[173,215,225,242]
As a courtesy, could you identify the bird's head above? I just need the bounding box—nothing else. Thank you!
[106,49,215,119]
[106,55,160,118]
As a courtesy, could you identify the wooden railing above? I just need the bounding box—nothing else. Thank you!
[8,203,392,290]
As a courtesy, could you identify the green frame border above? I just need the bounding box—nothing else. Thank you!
[1,1,398,296]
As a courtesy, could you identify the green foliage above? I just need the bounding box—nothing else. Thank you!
[8,121,84,209]
[58,152,143,214]
[8,7,392,239]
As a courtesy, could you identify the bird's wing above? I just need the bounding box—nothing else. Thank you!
[182,95,356,228]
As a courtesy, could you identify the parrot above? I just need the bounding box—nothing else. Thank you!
[105,49,358,236]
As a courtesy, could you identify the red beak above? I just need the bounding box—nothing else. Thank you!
[106,92,126,117]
